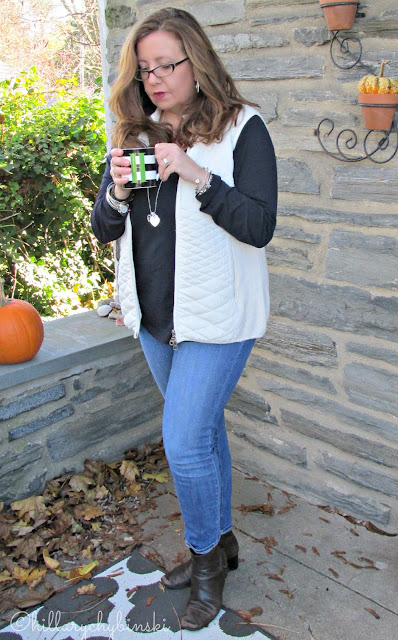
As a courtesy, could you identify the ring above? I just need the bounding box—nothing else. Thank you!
[163,158,169,165]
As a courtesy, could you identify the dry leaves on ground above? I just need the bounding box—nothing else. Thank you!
[318,506,398,537]
[236,606,263,623]
[0,441,169,619]
[236,489,296,519]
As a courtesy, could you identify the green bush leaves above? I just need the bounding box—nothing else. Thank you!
[0,70,112,316]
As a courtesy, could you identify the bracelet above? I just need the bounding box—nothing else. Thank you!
[195,168,213,196]
[105,182,133,216]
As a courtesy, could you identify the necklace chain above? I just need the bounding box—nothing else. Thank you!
[146,180,162,227]
[147,181,162,215]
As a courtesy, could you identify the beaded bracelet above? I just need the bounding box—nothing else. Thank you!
[195,169,213,196]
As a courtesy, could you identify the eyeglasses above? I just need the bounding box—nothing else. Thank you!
[134,57,189,81]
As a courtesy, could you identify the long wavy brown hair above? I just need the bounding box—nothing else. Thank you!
[110,7,256,148]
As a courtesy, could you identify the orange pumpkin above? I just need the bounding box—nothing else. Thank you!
[359,61,398,96]
[0,278,44,364]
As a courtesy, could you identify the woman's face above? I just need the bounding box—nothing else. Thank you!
[136,30,196,120]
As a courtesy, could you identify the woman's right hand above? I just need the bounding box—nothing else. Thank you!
[110,148,133,200]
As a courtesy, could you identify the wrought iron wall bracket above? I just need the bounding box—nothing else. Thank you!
[320,3,365,69]
[329,30,362,69]
[316,118,398,163]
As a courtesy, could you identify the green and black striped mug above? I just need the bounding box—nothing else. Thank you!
[123,147,158,188]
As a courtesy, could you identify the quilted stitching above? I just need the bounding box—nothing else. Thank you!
[116,105,270,344]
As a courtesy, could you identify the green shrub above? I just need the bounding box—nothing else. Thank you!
[0,70,113,316]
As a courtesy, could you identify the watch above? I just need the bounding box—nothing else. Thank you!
[105,182,132,216]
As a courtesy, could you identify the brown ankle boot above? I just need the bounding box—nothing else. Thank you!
[161,530,238,589]
[181,546,228,630]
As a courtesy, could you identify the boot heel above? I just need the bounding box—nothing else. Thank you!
[227,555,239,570]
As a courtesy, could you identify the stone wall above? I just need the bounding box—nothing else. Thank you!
[0,312,162,503]
[100,0,398,529]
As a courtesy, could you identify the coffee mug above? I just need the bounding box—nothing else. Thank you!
[123,147,158,188]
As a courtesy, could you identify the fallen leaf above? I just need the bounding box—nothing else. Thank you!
[328,568,339,578]
[146,594,156,606]
[311,547,320,556]
[95,485,109,499]
[0,521,11,541]
[120,460,140,482]
[68,475,94,493]
[12,566,47,588]
[77,560,98,576]
[107,568,124,578]
[319,517,330,524]
[236,503,274,516]
[253,536,278,547]
[350,528,359,537]
[10,496,47,520]
[125,482,142,495]
[295,545,307,553]
[8,533,44,561]
[339,514,397,537]
[11,522,34,537]
[364,522,397,536]
[249,606,263,617]
[364,608,380,619]
[279,589,294,599]
[126,585,139,598]
[142,471,169,483]
[57,560,98,584]
[76,583,97,596]
[141,550,165,569]
[268,574,285,582]
[237,609,254,622]
[43,549,60,571]
[165,511,182,521]
[277,500,297,515]
[0,570,13,583]
[81,505,104,521]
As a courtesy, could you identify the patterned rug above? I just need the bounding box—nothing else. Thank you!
[0,549,272,639]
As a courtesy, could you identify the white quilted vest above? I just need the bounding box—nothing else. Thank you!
[117,105,270,344]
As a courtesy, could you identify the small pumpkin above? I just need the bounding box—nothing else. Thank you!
[359,61,398,95]
[0,277,44,364]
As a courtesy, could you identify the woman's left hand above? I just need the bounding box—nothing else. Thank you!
[155,143,208,187]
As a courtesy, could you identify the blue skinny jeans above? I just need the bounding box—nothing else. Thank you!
[139,326,255,554]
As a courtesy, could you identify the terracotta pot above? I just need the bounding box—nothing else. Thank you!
[319,0,359,31]
[358,93,398,130]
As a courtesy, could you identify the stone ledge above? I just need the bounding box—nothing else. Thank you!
[0,311,134,392]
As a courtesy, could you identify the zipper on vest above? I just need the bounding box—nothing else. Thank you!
[169,329,178,350]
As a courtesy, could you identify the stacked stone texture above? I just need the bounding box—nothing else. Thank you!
[102,0,398,528]
[0,332,162,504]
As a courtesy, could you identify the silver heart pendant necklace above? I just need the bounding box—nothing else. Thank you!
[146,180,162,227]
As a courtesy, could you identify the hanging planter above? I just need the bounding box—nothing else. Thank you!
[358,61,398,130]
[0,277,44,364]
[319,0,359,31]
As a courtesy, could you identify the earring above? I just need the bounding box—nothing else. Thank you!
[195,80,200,93]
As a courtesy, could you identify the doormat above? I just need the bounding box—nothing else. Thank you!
[0,549,273,639]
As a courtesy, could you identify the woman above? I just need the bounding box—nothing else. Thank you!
[92,6,277,631]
